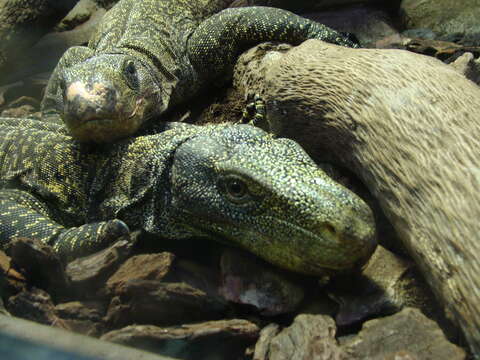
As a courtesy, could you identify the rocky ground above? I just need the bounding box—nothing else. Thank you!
[0,0,479,359]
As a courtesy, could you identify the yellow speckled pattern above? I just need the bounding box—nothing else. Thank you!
[41,0,357,143]
[0,117,375,273]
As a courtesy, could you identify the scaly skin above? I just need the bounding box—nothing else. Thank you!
[40,0,357,143]
[0,117,375,274]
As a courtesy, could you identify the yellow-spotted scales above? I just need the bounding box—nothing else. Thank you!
[0,117,375,273]
[40,0,358,143]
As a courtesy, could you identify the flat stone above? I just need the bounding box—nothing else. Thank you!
[105,280,227,328]
[219,248,305,315]
[102,319,259,360]
[66,237,136,299]
[106,253,175,295]
[340,307,466,359]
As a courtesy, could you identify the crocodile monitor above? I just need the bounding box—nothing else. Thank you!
[40,0,358,143]
[0,117,375,275]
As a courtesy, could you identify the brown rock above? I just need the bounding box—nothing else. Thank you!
[105,280,227,328]
[253,314,346,360]
[0,250,26,297]
[219,248,305,315]
[341,308,466,359]
[233,39,480,355]
[330,246,439,328]
[172,258,221,299]
[102,319,259,360]
[6,288,69,330]
[54,301,107,337]
[66,237,136,299]
[8,237,69,298]
[106,253,175,295]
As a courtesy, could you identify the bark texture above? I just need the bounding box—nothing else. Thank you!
[234,40,480,355]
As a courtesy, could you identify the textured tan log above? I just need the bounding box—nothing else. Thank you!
[233,40,480,355]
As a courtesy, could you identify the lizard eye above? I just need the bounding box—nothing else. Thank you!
[218,175,250,203]
[123,60,139,90]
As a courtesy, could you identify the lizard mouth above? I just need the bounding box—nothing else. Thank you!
[256,216,375,272]
[66,98,145,142]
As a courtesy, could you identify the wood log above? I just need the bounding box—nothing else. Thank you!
[233,40,480,356]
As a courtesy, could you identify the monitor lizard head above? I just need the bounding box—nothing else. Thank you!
[60,53,169,143]
[169,124,377,276]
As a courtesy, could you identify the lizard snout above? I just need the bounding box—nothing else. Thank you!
[63,81,118,125]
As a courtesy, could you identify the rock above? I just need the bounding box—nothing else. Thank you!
[253,314,346,360]
[66,237,136,299]
[0,8,105,86]
[172,258,222,300]
[0,250,26,298]
[252,324,280,360]
[55,301,106,337]
[449,52,480,85]
[399,0,480,46]
[6,288,69,330]
[330,246,438,328]
[305,5,399,48]
[7,237,69,298]
[55,0,100,32]
[102,319,259,360]
[105,281,227,328]
[106,253,175,295]
[341,308,466,359]
[0,0,79,83]
[232,39,480,355]
[403,37,480,62]
[219,248,305,315]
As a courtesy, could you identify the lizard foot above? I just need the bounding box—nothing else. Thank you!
[55,219,131,261]
[240,93,266,126]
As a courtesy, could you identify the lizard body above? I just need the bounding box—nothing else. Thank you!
[40,0,357,142]
[0,117,375,274]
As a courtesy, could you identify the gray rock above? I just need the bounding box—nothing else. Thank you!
[253,314,346,360]
[399,0,480,46]
[219,248,305,315]
[0,0,79,83]
[340,308,466,359]
[56,0,100,32]
[102,319,259,360]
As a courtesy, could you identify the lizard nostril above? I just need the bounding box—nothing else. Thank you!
[323,223,337,237]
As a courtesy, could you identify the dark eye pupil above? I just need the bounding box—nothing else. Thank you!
[126,62,136,74]
[227,180,245,197]
[124,61,138,89]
